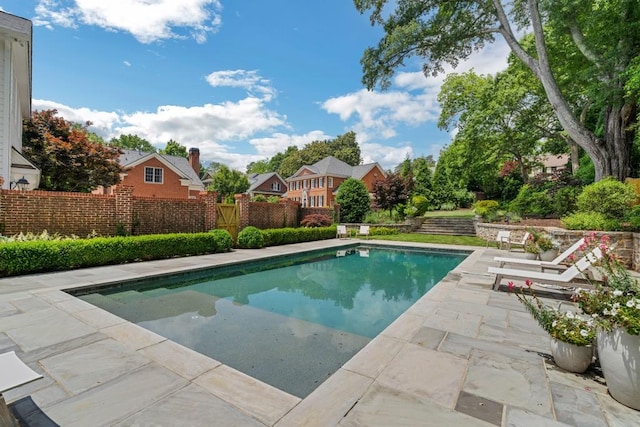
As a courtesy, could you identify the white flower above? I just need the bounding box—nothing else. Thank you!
[552,320,557,327]
[613,290,623,296]
[611,309,618,316]
[580,329,589,337]
[627,300,635,308]
[613,303,621,309]
[565,311,575,319]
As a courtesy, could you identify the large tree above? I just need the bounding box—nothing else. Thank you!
[159,139,188,158]
[335,178,371,223]
[23,110,122,192]
[372,172,413,218]
[110,134,156,152]
[208,165,250,202]
[355,0,640,181]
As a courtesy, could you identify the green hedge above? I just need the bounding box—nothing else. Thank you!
[0,231,233,277]
[261,225,337,247]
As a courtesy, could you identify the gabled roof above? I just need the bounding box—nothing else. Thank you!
[119,149,203,187]
[247,172,286,192]
[288,156,385,181]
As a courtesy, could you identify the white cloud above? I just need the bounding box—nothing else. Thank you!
[32,99,121,137]
[123,60,131,67]
[34,0,223,44]
[205,70,276,101]
[360,142,413,170]
[322,40,511,151]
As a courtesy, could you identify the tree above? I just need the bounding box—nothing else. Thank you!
[335,178,371,223]
[355,0,640,181]
[395,155,434,197]
[110,134,156,152]
[22,109,122,192]
[160,139,188,158]
[372,172,413,218]
[208,165,250,202]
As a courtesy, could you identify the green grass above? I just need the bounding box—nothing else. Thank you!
[368,233,487,246]
[422,209,475,218]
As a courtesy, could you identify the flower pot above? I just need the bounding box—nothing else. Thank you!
[539,249,559,262]
[524,252,538,260]
[550,338,593,373]
[597,328,640,410]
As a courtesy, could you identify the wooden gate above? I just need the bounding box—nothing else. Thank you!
[216,203,239,240]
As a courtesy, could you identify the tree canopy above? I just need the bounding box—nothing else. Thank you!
[159,139,188,158]
[23,110,122,192]
[372,171,413,218]
[208,164,250,202]
[355,0,640,181]
[335,177,371,223]
[110,134,156,152]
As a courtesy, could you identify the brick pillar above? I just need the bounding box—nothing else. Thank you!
[234,193,250,230]
[114,185,134,235]
[200,191,217,231]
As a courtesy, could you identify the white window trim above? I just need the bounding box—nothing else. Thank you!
[144,167,163,184]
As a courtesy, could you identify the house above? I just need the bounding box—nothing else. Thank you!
[0,11,40,190]
[96,147,205,199]
[247,172,287,199]
[285,156,386,207]
[530,154,570,177]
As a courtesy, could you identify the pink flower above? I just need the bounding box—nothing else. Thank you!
[525,279,533,287]
[579,243,587,252]
[601,235,611,244]
[568,254,576,262]
[507,281,515,291]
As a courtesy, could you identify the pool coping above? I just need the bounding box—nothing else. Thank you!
[2,239,636,426]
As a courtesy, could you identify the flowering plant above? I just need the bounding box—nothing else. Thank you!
[509,280,596,346]
[572,233,640,335]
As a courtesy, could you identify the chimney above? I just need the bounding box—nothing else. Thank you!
[188,147,200,176]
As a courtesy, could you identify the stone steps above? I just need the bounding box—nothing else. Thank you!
[416,217,477,236]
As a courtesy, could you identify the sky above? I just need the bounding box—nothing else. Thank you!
[1,0,511,172]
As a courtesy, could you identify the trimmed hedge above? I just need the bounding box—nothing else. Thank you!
[0,231,233,277]
[261,225,337,247]
[237,226,265,249]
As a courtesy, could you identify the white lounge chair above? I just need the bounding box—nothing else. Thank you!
[0,351,43,424]
[493,237,588,271]
[506,232,531,251]
[489,230,511,249]
[356,225,370,239]
[336,225,348,239]
[489,247,602,291]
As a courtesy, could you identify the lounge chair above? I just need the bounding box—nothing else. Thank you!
[356,225,370,239]
[493,237,587,271]
[488,230,511,249]
[336,225,348,239]
[506,232,531,251]
[0,351,43,424]
[489,247,602,291]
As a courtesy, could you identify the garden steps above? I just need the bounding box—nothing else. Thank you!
[416,217,477,236]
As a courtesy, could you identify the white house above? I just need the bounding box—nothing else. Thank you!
[0,11,39,190]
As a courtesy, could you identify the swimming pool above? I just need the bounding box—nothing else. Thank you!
[73,245,468,398]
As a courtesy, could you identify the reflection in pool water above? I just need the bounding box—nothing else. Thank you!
[76,246,467,398]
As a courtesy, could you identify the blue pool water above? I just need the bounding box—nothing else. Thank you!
[75,245,467,397]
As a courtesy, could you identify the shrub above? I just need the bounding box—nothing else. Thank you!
[439,202,457,211]
[411,195,430,216]
[509,185,553,217]
[267,196,281,203]
[261,226,337,246]
[0,232,227,277]
[576,177,636,219]
[300,214,332,227]
[237,226,265,249]
[370,226,399,236]
[561,212,621,231]
[472,200,499,220]
[335,178,371,223]
[453,189,475,208]
[552,186,581,217]
[625,205,640,232]
[209,229,234,252]
[252,195,267,202]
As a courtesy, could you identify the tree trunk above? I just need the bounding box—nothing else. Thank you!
[597,103,636,180]
[568,139,580,175]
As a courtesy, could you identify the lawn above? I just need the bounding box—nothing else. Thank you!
[422,209,476,218]
[368,233,487,247]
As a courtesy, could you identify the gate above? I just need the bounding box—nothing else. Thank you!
[216,203,239,241]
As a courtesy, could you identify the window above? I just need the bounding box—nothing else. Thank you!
[311,179,316,189]
[328,177,333,188]
[271,182,281,191]
[144,167,163,183]
[319,195,324,206]
[319,177,324,188]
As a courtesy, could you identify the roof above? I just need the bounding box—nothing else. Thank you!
[119,149,204,187]
[247,172,286,192]
[288,156,385,180]
[538,154,570,168]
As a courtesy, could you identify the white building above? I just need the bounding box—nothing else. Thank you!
[0,11,39,190]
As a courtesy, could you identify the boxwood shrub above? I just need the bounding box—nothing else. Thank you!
[0,232,231,277]
[261,225,337,247]
[237,226,265,249]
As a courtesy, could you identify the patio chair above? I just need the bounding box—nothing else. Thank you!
[493,237,587,271]
[488,230,511,249]
[489,246,602,291]
[336,225,348,239]
[505,232,531,252]
[0,351,43,425]
[356,225,370,239]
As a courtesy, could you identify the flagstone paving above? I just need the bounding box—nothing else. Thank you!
[1,239,639,426]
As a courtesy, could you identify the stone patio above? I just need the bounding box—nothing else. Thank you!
[1,240,638,426]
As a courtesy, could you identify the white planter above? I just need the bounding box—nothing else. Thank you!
[524,252,538,260]
[550,339,593,373]
[539,249,559,262]
[597,328,640,410]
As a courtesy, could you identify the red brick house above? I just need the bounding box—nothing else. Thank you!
[247,172,287,199]
[96,148,204,199]
[285,156,385,207]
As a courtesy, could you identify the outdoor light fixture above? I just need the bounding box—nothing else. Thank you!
[9,176,29,190]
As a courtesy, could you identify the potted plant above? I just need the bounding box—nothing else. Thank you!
[571,234,640,410]
[508,280,596,373]
[536,234,559,261]
[524,236,540,260]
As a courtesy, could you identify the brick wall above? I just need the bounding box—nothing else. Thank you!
[132,196,207,235]
[301,206,336,222]
[248,199,299,229]
[0,189,116,236]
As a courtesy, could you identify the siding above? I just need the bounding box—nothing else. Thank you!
[0,40,6,183]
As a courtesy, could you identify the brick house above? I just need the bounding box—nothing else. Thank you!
[96,148,204,199]
[0,11,40,190]
[285,156,386,207]
[247,172,288,199]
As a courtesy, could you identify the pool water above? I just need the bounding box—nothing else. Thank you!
[75,246,467,398]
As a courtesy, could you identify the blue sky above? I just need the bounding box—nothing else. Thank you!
[1,0,510,171]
